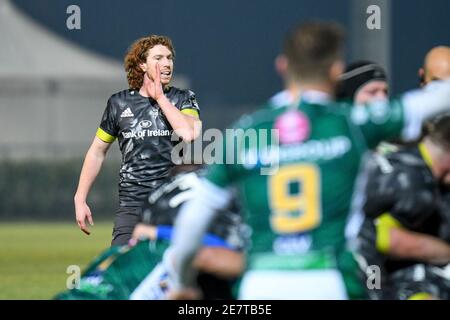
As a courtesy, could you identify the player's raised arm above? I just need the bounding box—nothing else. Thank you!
[353,78,450,148]
[400,79,450,139]
[142,63,202,143]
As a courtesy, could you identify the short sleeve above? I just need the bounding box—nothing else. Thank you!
[96,97,119,143]
[363,156,436,229]
[179,90,200,118]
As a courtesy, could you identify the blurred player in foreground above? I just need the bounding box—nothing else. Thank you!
[130,165,247,300]
[355,114,450,300]
[166,21,450,300]
[56,166,247,300]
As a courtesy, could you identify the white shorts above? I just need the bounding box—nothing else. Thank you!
[238,269,348,300]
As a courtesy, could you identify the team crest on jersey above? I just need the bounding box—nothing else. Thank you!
[274,110,310,144]
[139,120,152,128]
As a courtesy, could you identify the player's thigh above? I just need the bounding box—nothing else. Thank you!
[112,207,143,246]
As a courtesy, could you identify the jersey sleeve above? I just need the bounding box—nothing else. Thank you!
[348,98,405,149]
[363,155,436,229]
[96,97,119,143]
[179,90,200,118]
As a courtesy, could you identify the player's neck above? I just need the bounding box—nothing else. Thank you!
[286,83,301,103]
[138,85,169,98]
[298,82,334,98]
[139,86,150,98]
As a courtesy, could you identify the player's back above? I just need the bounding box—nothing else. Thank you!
[224,99,366,255]
[219,98,368,299]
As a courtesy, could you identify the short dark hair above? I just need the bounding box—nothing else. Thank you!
[283,21,345,82]
[426,113,450,151]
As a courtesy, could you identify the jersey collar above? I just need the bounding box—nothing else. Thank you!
[300,90,332,105]
[418,142,433,169]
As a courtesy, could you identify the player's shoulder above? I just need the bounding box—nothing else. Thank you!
[387,146,427,169]
[165,86,195,98]
[267,90,293,109]
[232,104,287,130]
[377,145,434,189]
[108,88,137,106]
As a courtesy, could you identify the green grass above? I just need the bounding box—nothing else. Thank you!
[0,222,113,300]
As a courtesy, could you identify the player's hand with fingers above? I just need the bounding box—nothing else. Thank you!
[144,63,164,101]
[74,199,94,235]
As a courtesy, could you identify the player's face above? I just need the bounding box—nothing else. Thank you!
[355,81,388,104]
[144,45,174,85]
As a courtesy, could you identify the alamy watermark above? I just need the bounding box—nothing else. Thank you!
[170,127,280,176]
[366,5,381,30]
[66,5,81,30]
[66,265,81,289]
[366,264,381,290]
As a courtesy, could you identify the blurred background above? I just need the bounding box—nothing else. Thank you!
[0,0,449,299]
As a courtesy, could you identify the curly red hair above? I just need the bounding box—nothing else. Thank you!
[124,35,176,89]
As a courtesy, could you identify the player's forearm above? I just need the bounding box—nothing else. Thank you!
[401,79,450,140]
[157,95,201,142]
[389,228,450,265]
[74,146,107,202]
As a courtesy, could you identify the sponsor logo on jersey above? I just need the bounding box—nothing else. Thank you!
[274,110,310,144]
[350,101,391,125]
[149,109,160,117]
[139,120,152,128]
[273,234,312,254]
[350,106,369,125]
[278,136,352,161]
[122,129,172,139]
[120,107,134,118]
[241,135,352,167]
[369,101,391,124]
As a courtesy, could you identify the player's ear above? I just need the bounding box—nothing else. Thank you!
[140,62,147,72]
[330,60,345,83]
[418,68,426,86]
[275,54,288,77]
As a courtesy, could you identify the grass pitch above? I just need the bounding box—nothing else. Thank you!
[0,222,113,299]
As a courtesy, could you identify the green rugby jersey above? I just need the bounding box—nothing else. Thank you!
[207,97,404,257]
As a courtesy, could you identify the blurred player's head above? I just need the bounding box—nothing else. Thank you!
[283,21,345,89]
[124,35,176,89]
[419,46,450,87]
[336,60,388,104]
[423,114,450,186]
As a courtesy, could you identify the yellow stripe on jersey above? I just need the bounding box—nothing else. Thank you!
[375,212,403,254]
[408,292,434,300]
[96,127,116,143]
[418,142,433,170]
[181,108,200,118]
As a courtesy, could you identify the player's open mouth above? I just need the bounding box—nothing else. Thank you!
[161,71,171,77]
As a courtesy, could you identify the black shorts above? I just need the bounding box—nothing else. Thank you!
[111,206,143,246]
